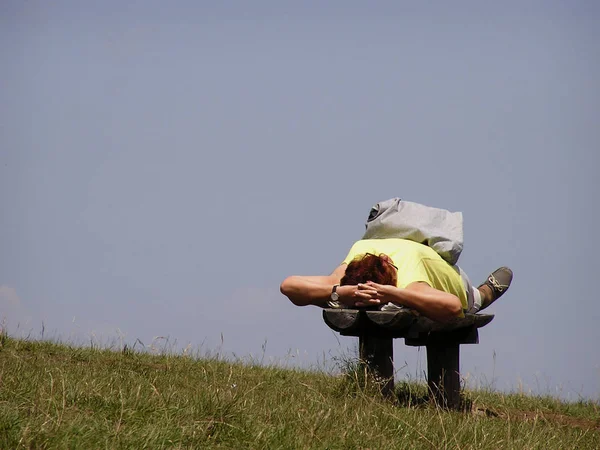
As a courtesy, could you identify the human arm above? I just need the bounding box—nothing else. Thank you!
[355,281,463,322]
[280,264,362,307]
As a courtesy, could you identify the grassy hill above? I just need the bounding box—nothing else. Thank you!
[0,334,598,449]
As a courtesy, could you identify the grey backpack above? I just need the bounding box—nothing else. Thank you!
[362,198,464,265]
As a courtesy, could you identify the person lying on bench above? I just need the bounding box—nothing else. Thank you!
[280,238,513,323]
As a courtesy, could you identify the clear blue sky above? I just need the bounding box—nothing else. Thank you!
[1,1,599,400]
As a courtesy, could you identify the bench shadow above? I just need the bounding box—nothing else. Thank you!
[394,381,473,412]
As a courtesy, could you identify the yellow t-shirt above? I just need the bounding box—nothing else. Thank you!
[342,238,468,311]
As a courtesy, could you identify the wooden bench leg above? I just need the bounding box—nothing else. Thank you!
[426,342,460,409]
[359,334,394,397]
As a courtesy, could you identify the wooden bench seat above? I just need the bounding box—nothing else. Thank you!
[323,309,494,409]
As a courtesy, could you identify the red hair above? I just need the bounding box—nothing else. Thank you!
[340,253,397,286]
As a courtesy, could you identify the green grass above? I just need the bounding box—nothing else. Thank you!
[0,334,598,449]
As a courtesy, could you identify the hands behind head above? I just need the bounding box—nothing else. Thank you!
[337,281,398,308]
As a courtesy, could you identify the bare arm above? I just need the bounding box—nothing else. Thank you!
[280,264,350,307]
[356,281,463,322]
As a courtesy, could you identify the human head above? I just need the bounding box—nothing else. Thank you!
[340,253,398,286]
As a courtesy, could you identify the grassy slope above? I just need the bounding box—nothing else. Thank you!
[0,336,598,449]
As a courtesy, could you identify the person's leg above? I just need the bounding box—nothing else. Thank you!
[457,266,513,313]
[456,266,484,313]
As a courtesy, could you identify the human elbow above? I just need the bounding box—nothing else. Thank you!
[446,297,463,319]
[435,296,462,323]
[280,277,293,297]
[280,277,302,306]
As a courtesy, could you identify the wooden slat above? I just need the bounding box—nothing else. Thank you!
[323,309,494,339]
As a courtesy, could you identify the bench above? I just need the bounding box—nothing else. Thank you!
[323,309,494,409]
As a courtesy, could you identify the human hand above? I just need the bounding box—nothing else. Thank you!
[336,284,365,308]
[354,281,398,308]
